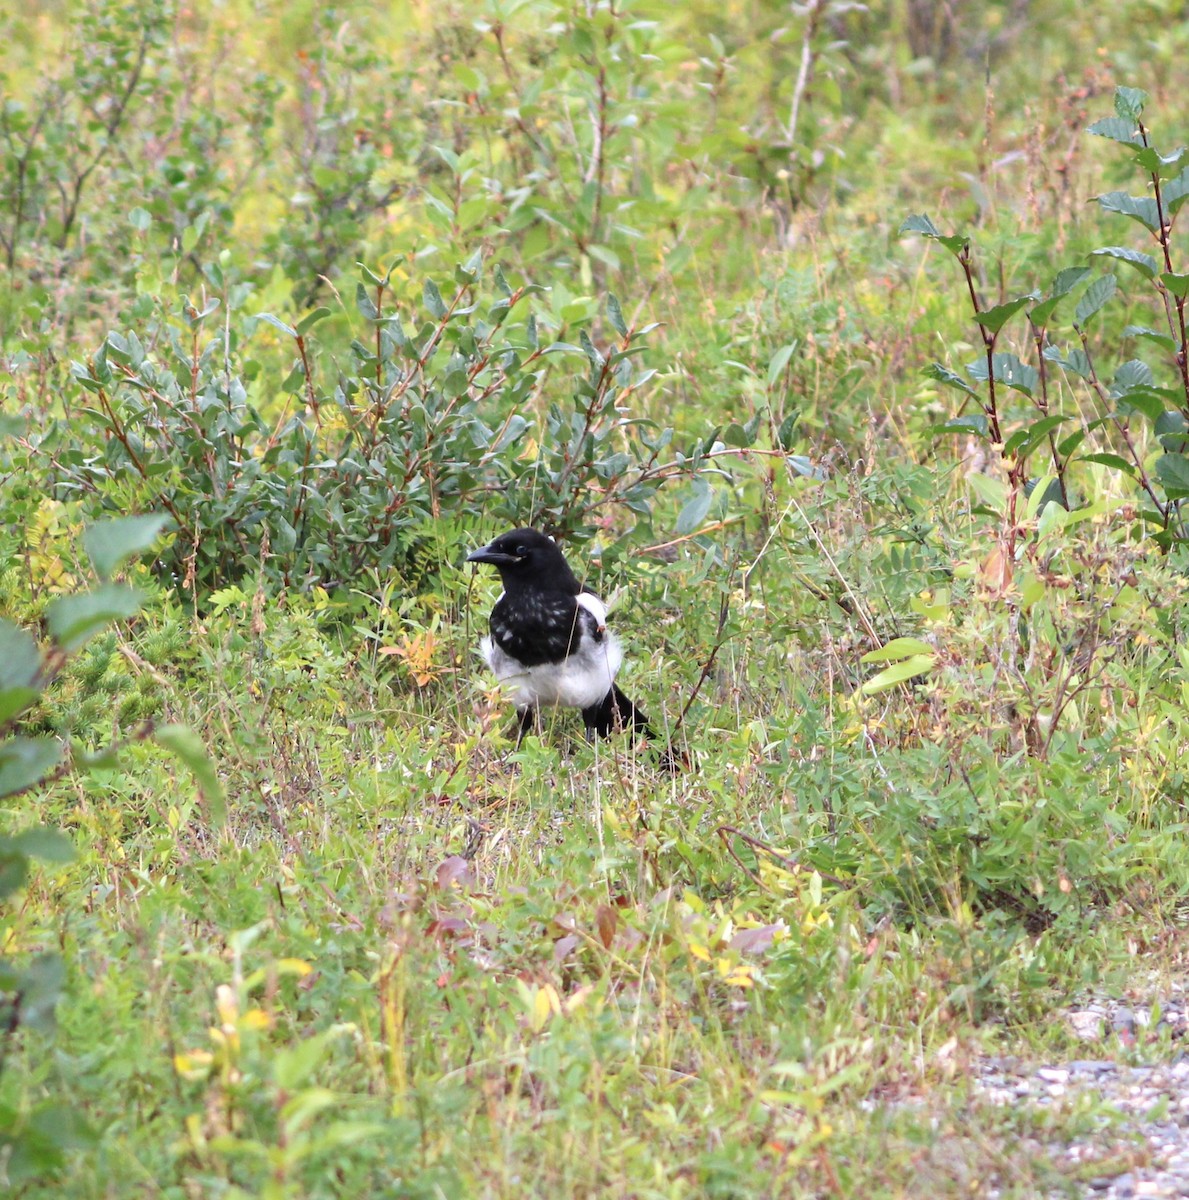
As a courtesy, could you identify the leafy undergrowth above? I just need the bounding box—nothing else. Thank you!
[5,1,1189,1196]
[5,477,1187,1197]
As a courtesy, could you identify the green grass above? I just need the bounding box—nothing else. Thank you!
[4,0,1189,1195]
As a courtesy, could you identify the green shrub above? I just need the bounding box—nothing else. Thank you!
[0,515,220,1187]
[63,258,748,598]
[903,85,1189,554]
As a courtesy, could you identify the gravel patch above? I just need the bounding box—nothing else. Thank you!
[971,994,1188,1198]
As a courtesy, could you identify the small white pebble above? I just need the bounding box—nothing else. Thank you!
[1038,1067,1070,1084]
[1067,1010,1104,1040]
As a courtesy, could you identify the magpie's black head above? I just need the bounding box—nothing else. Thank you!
[466,528,580,593]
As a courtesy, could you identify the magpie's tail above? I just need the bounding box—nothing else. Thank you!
[583,687,686,771]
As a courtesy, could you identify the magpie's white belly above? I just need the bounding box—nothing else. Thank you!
[481,633,623,710]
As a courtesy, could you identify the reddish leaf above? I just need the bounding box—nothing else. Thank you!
[729,924,781,954]
[427,916,469,939]
[595,903,619,948]
[553,934,580,961]
[436,855,474,891]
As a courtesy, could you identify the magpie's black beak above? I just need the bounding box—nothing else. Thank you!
[466,545,522,567]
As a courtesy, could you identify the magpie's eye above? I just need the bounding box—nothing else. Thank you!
[515,544,529,556]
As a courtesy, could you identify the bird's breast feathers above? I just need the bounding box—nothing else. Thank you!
[482,591,623,710]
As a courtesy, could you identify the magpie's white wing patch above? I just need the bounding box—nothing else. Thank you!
[575,591,607,630]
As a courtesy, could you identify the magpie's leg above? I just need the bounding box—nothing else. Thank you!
[513,706,540,747]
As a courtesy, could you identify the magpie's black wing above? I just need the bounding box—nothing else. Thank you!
[582,684,653,738]
[489,593,601,667]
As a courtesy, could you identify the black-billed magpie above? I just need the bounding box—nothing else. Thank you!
[466,528,657,746]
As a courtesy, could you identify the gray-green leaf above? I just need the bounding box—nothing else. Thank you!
[46,585,144,652]
[155,724,226,827]
[0,737,63,798]
[1074,274,1117,325]
[84,514,169,580]
[1090,246,1157,279]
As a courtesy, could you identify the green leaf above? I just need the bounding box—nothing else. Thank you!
[256,312,296,338]
[767,342,798,387]
[1115,390,1167,424]
[10,827,75,864]
[1113,357,1155,390]
[1074,274,1117,325]
[862,637,935,664]
[154,724,226,827]
[355,283,378,321]
[923,362,978,397]
[968,472,1007,514]
[966,353,1037,396]
[46,585,144,652]
[0,737,62,799]
[83,514,169,580]
[776,413,800,450]
[579,330,605,368]
[1123,323,1178,352]
[930,414,988,438]
[8,955,65,1034]
[1133,145,1189,176]
[1042,344,1092,379]
[1025,475,1066,517]
[295,307,332,336]
[71,740,124,771]
[1053,266,1092,295]
[1156,410,1188,439]
[26,1098,97,1150]
[273,1031,333,1090]
[1058,428,1087,457]
[0,685,39,726]
[1162,167,1189,216]
[586,244,621,271]
[1003,414,1067,459]
[974,294,1036,334]
[1090,246,1158,279]
[0,620,42,721]
[899,214,968,256]
[1096,192,1160,232]
[1078,452,1136,476]
[1086,116,1144,148]
[1114,86,1147,122]
[455,248,483,284]
[0,850,28,898]
[675,481,713,535]
[423,280,448,320]
[606,294,628,339]
[1155,452,1189,498]
[1161,272,1189,299]
[1028,295,1063,327]
[861,655,935,695]
[722,422,753,448]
